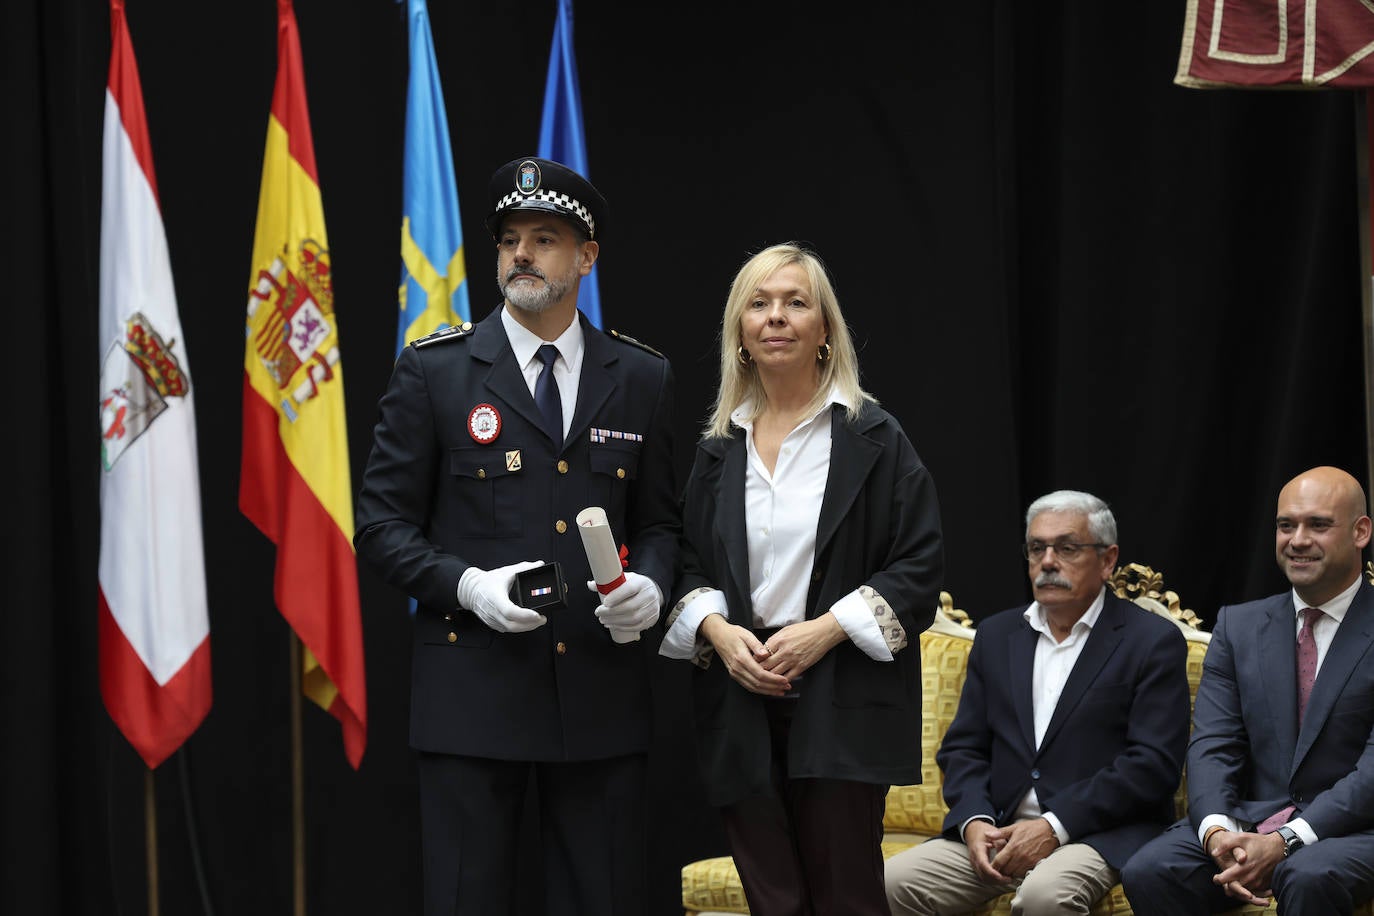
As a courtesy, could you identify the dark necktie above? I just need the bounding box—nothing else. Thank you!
[1296,606,1322,723]
[1255,606,1325,833]
[534,344,562,442]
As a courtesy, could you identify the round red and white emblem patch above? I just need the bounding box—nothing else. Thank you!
[467,403,501,443]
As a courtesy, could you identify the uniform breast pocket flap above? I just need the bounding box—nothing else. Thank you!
[448,446,521,537]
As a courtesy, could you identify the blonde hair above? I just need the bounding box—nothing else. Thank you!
[705,243,875,438]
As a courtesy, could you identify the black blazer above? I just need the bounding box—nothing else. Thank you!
[354,309,679,761]
[937,592,1191,869]
[672,402,943,807]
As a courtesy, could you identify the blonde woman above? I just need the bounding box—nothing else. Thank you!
[661,243,944,915]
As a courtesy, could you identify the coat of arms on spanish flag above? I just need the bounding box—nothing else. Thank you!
[240,0,366,769]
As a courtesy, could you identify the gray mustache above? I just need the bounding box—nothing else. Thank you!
[1035,573,1071,589]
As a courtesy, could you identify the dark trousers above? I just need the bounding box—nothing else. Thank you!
[720,696,890,916]
[416,751,646,916]
[1121,817,1374,916]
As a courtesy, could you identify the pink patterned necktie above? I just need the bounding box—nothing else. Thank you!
[1255,606,1325,834]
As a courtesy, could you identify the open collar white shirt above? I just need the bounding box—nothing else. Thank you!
[1006,586,1106,843]
[735,395,839,629]
[658,391,894,663]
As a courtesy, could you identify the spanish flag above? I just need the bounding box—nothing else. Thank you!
[240,0,366,769]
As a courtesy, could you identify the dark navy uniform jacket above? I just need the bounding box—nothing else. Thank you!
[354,307,678,762]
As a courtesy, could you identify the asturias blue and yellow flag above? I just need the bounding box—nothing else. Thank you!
[398,0,470,354]
[538,0,601,328]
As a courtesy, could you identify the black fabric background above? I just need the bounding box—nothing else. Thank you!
[5,1,1368,913]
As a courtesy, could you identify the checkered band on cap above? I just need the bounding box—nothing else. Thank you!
[493,188,596,238]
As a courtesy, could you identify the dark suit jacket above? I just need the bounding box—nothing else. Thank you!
[354,309,678,761]
[673,403,944,807]
[1187,580,1374,840]
[937,592,1191,869]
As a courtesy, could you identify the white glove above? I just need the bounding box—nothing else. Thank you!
[457,561,548,633]
[588,572,661,641]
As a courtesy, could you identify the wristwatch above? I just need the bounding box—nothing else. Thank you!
[1275,824,1304,857]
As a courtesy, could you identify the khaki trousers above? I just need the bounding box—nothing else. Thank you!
[885,835,1118,916]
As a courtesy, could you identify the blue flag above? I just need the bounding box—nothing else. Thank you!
[400,0,469,616]
[399,0,470,355]
[538,0,602,328]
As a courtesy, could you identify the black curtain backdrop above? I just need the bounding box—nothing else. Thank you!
[6,0,1367,913]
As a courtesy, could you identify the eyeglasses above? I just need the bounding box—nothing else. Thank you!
[1022,539,1108,561]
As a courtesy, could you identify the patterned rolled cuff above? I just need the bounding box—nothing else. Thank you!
[860,584,908,653]
[668,586,721,669]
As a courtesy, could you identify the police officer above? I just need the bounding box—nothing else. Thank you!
[354,156,678,916]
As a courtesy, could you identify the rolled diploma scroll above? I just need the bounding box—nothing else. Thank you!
[576,506,637,643]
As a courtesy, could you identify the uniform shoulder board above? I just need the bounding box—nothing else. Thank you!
[412,322,474,350]
[607,328,665,359]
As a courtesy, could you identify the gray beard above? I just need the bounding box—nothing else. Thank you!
[500,268,575,314]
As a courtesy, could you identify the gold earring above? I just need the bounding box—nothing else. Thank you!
[737,346,752,365]
[817,342,832,362]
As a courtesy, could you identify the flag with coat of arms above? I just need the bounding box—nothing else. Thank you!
[240,0,367,769]
[98,0,212,770]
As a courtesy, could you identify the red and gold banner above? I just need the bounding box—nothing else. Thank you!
[1177,0,1374,88]
[240,0,366,769]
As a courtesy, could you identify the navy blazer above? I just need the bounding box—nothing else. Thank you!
[672,402,943,807]
[354,308,679,761]
[937,592,1190,869]
[1187,579,1374,840]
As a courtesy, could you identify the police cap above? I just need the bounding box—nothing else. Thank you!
[485,157,607,241]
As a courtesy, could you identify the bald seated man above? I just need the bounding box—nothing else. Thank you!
[1122,466,1374,915]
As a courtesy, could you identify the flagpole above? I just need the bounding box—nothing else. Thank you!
[1356,91,1374,505]
[144,768,160,916]
[290,632,305,916]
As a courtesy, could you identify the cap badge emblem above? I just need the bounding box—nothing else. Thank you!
[517,160,542,195]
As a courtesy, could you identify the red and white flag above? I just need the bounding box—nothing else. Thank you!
[98,0,211,770]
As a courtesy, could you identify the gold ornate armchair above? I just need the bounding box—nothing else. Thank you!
[680,565,1214,916]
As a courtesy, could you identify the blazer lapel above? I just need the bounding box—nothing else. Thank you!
[1294,581,1374,768]
[472,313,548,436]
[814,407,882,562]
[567,315,615,447]
[1008,617,1039,753]
[1260,597,1301,760]
[711,435,752,621]
[1038,594,1125,754]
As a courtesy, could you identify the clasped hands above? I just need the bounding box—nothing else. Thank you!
[458,561,660,639]
[965,817,1059,884]
[1205,828,1286,907]
[699,612,846,696]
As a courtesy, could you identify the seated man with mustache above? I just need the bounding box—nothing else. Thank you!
[886,490,1191,916]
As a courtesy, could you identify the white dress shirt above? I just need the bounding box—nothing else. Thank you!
[659,392,891,661]
[501,307,583,439]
